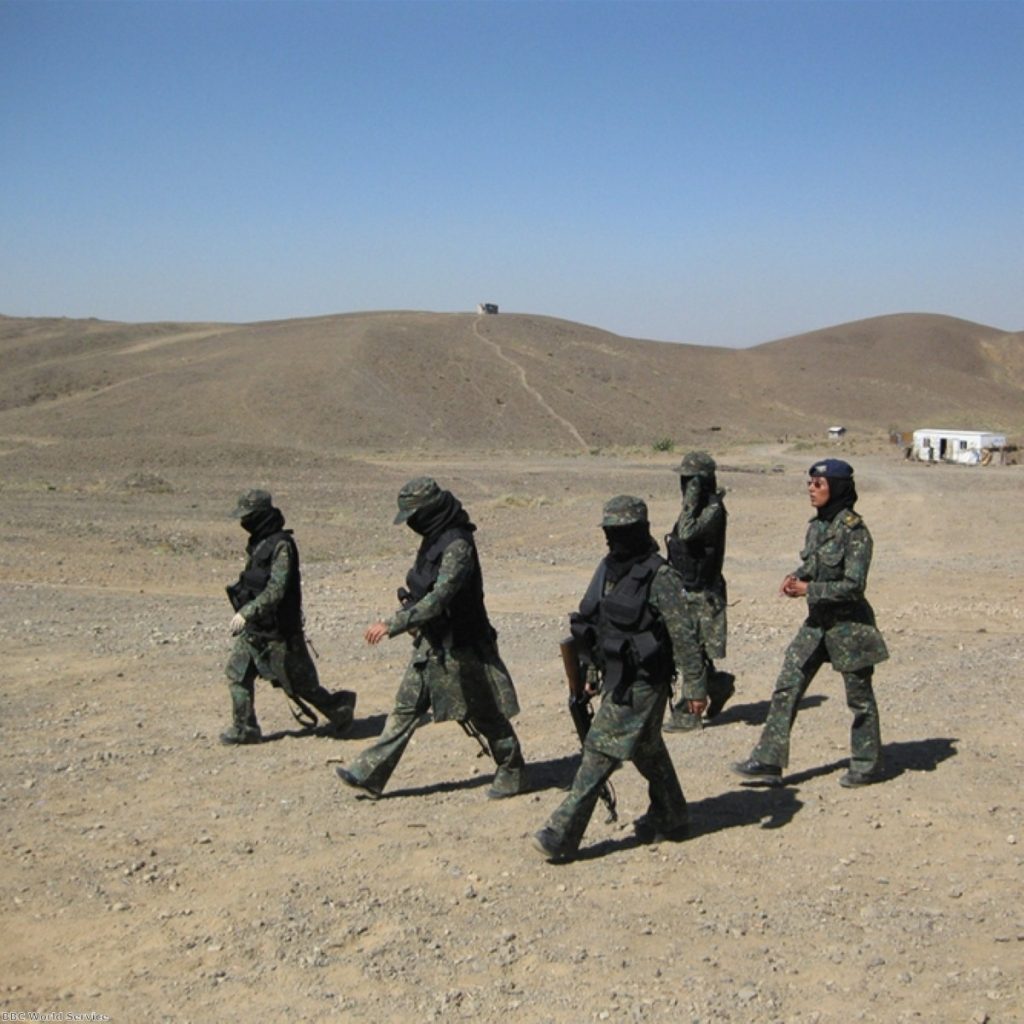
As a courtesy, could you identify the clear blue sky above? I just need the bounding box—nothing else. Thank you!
[2,0,1022,347]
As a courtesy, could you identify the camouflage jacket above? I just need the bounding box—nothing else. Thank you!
[674,489,726,547]
[670,489,727,592]
[791,509,888,671]
[388,537,518,719]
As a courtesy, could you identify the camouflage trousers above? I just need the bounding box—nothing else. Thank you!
[751,638,882,774]
[667,589,730,725]
[224,632,355,738]
[345,655,524,796]
[684,587,727,661]
[544,679,687,853]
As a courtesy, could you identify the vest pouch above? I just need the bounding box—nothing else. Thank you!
[631,630,660,667]
[601,572,650,630]
[226,580,248,611]
[632,629,674,685]
[599,636,631,697]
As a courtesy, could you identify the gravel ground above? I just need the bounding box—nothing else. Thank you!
[2,446,1022,1024]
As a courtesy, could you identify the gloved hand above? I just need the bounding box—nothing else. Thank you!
[684,475,703,508]
[230,612,246,635]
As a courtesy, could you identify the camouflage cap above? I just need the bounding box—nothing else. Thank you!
[394,476,443,524]
[675,450,717,477]
[231,488,273,518]
[808,458,854,480]
[600,494,649,527]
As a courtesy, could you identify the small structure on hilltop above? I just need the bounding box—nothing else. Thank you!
[828,425,846,440]
[477,302,499,315]
[910,427,1008,465]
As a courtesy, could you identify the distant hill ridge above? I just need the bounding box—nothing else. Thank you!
[0,311,1020,462]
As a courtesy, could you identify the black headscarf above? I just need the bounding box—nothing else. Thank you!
[815,476,858,522]
[408,490,475,546]
[241,506,286,549]
[603,522,659,582]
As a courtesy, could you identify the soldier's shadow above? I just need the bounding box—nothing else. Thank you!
[261,713,388,744]
[527,754,594,794]
[386,753,583,800]
[737,737,959,789]
[569,785,806,862]
[387,775,494,799]
[876,736,959,781]
[344,714,389,741]
[688,785,805,837]
[711,693,827,727]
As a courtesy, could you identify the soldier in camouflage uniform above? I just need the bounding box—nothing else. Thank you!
[222,489,356,745]
[533,496,707,862]
[663,450,735,731]
[732,459,888,788]
[334,477,526,800]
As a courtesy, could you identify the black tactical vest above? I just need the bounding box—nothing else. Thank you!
[405,527,491,649]
[226,531,303,637]
[664,493,726,591]
[570,553,673,699]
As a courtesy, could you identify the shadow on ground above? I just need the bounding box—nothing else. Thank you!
[711,692,827,727]
[740,736,959,789]
[881,736,958,778]
[560,783,806,864]
[261,712,388,744]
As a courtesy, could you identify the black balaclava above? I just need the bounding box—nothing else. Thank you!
[407,490,474,543]
[240,506,285,548]
[603,521,659,582]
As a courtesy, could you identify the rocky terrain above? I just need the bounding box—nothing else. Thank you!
[1,311,1022,1023]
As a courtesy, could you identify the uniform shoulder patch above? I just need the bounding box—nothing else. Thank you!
[842,510,863,528]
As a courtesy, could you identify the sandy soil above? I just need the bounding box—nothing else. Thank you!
[2,445,1022,1024]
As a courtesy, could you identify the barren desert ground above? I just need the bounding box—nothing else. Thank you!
[2,442,1022,1024]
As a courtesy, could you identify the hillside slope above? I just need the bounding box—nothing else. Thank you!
[0,311,1020,470]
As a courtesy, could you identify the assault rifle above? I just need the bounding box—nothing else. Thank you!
[559,636,617,823]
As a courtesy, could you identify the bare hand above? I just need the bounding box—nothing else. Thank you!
[364,621,389,645]
[779,574,806,597]
[687,698,708,716]
[230,612,246,635]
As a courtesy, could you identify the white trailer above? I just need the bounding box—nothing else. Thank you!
[911,428,1007,464]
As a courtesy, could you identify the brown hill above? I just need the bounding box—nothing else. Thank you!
[0,310,1020,471]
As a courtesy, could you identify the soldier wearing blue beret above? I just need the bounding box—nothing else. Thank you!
[733,459,888,787]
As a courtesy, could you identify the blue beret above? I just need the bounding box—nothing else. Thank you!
[808,458,854,479]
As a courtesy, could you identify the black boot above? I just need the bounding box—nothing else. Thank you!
[223,681,262,745]
[706,671,736,720]
[317,690,357,733]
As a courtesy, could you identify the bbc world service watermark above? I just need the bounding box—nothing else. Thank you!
[2,1014,111,1022]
